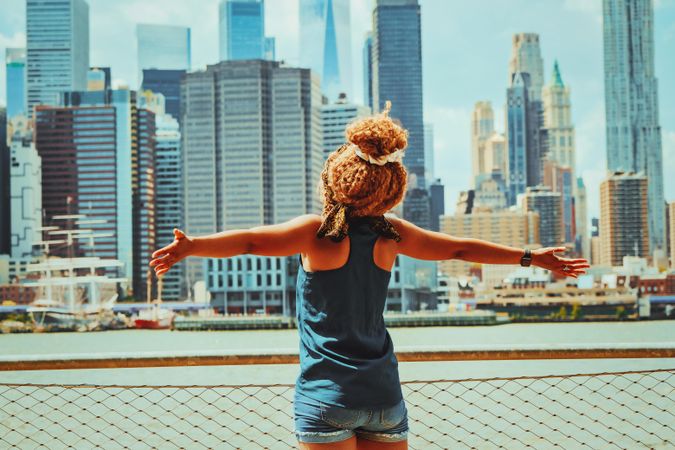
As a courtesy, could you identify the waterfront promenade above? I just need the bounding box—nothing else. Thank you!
[1,347,673,448]
[1,322,674,448]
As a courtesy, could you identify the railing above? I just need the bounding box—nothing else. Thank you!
[1,346,674,449]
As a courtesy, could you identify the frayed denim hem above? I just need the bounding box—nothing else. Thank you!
[294,429,354,443]
[355,430,409,443]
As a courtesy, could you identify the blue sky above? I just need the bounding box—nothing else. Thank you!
[1,0,673,221]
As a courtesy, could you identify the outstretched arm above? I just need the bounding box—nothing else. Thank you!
[387,215,589,278]
[149,214,320,277]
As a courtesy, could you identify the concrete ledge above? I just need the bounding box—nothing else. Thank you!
[1,343,674,371]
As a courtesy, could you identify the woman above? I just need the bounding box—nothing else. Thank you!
[150,102,589,449]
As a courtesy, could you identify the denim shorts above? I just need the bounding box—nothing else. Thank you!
[293,390,409,444]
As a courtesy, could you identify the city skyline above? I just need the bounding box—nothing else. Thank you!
[0,0,674,221]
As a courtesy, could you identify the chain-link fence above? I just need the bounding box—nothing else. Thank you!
[1,368,674,449]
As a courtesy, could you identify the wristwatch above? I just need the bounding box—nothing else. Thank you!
[520,249,532,267]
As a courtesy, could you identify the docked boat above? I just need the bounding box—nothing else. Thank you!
[134,307,175,329]
[23,215,130,332]
[135,274,175,329]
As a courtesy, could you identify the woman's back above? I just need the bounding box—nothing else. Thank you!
[295,217,403,410]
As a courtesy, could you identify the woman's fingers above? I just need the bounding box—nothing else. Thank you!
[152,241,178,259]
[546,246,567,254]
[154,264,172,276]
[149,253,173,267]
[559,257,589,264]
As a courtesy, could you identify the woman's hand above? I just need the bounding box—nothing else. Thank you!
[532,247,590,278]
[149,229,194,277]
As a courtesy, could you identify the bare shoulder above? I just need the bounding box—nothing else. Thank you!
[297,213,323,230]
[247,214,323,256]
[284,214,322,241]
[276,214,322,232]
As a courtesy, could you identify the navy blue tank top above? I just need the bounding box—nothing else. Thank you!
[295,218,403,409]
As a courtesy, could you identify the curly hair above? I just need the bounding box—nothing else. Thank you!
[316,101,408,242]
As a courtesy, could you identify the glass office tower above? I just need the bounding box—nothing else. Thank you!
[26,0,89,116]
[219,0,265,61]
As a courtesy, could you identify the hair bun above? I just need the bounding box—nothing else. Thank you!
[345,100,408,157]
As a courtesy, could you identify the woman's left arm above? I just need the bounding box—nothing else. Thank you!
[149,214,321,277]
[388,215,589,278]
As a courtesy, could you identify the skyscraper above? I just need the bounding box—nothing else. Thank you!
[507,33,546,196]
[26,0,89,116]
[36,101,120,264]
[575,177,589,258]
[300,0,352,102]
[141,69,186,125]
[372,0,425,189]
[403,188,431,230]
[321,93,371,160]
[484,132,507,177]
[36,89,156,296]
[542,61,575,168]
[219,0,265,61]
[132,108,157,299]
[10,134,42,261]
[6,48,26,119]
[0,108,9,255]
[154,113,186,300]
[599,171,649,266]
[509,33,544,101]
[506,72,530,205]
[471,172,508,212]
[543,161,574,244]
[136,24,191,88]
[429,179,445,232]
[363,32,373,109]
[138,90,185,299]
[603,0,664,253]
[182,60,323,289]
[471,101,494,185]
[591,217,601,265]
[523,185,563,248]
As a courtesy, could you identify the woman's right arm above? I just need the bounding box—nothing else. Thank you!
[386,215,588,278]
[149,214,322,277]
